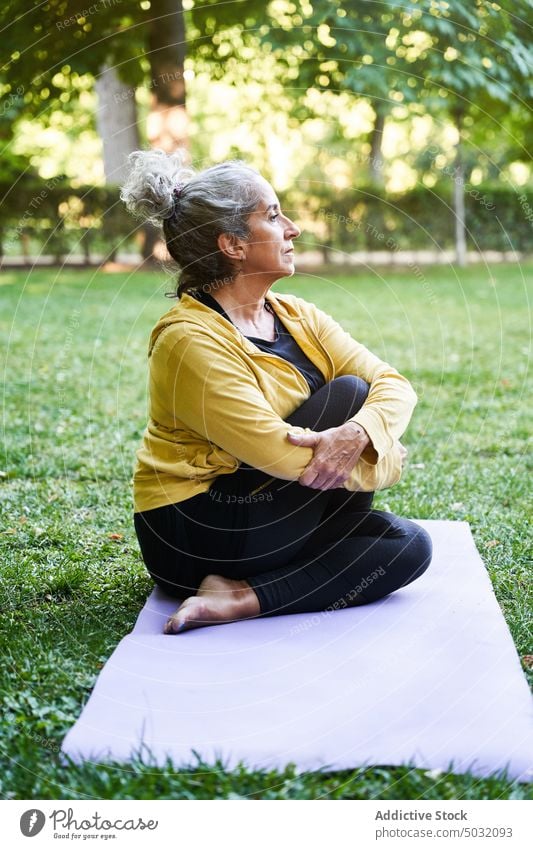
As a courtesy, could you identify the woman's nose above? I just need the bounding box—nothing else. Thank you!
[285,217,301,239]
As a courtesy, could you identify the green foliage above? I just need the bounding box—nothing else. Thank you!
[0,0,188,124]
[1,1,149,106]
[188,0,533,229]
[0,77,37,186]
[284,181,533,253]
[1,178,531,259]
[192,1,532,114]
[0,264,531,798]
[0,180,133,259]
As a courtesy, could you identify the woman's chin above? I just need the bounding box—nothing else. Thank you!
[280,259,296,276]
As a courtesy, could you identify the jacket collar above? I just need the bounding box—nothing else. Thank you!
[148,288,307,356]
[182,289,306,319]
[148,287,335,379]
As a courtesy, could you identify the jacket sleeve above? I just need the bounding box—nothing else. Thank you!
[354,442,403,492]
[163,328,314,481]
[161,327,401,491]
[311,302,418,462]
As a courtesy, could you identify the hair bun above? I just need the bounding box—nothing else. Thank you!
[120,148,195,225]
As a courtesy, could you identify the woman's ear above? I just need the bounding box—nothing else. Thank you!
[217,232,245,261]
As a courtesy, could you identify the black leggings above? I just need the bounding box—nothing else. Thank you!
[134,376,432,616]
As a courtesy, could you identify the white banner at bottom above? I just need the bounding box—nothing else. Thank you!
[2,799,532,848]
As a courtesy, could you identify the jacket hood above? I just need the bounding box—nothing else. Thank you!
[147,290,305,356]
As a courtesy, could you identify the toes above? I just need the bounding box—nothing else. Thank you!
[162,598,215,634]
[164,599,195,634]
[164,617,187,635]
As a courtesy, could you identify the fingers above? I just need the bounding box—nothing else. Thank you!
[286,429,319,446]
[299,468,348,490]
[289,428,352,489]
[299,452,351,488]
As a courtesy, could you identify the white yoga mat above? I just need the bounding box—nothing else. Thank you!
[62,521,533,782]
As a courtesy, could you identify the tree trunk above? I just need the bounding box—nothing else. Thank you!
[369,103,386,185]
[146,0,188,153]
[21,232,30,266]
[94,63,141,185]
[453,112,467,267]
[95,63,142,263]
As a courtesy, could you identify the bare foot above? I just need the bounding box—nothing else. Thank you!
[163,574,260,635]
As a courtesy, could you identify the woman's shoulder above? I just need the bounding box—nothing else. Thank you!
[148,292,243,358]
[268,290,316,315]
[269,291,329,328]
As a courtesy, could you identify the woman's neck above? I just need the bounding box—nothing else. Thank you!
[208,279,271,326]
[208,279,275,340]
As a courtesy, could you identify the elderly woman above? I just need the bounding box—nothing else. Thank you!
[121,150,432,635]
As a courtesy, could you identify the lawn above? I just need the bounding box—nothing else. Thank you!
[0,262,531,800]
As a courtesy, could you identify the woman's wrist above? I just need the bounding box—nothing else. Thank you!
[342,419,381,464]
[340,420,370,450]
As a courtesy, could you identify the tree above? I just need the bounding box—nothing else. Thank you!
[1,1,188,170]
[192,0,532,264]
[191,0,424,187]
[146,0,188,152]
[1,0,189,259]
[94,64,140,185]
[407,0,533,265]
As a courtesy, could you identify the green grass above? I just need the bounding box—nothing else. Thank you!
[0,262,531,800]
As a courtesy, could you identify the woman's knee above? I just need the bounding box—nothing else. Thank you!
[399,521,433,582]
[409,521,432,561]
[328,375,370,417]
[287,374,370,431]
[311,375,370,430]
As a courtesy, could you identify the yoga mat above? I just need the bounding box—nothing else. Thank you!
[62,521,533,782]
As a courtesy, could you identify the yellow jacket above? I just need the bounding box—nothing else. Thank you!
[133,290,417,512]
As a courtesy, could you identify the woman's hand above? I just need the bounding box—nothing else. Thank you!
[286,421,371,490]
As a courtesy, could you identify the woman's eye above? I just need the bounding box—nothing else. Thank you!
[270,213,279,221]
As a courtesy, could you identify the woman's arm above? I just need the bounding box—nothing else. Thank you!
[162,327,315,480]
[289,423,405,491]
[159,326,401,491]
[308,301,418,461]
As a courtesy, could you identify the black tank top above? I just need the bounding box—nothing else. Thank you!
[194,290,326,394]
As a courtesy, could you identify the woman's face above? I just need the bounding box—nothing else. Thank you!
[239,177,301,280]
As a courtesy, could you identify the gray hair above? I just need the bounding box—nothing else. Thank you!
[120,148,263,297]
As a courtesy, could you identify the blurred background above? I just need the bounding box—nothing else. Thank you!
[1,0,531,268]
